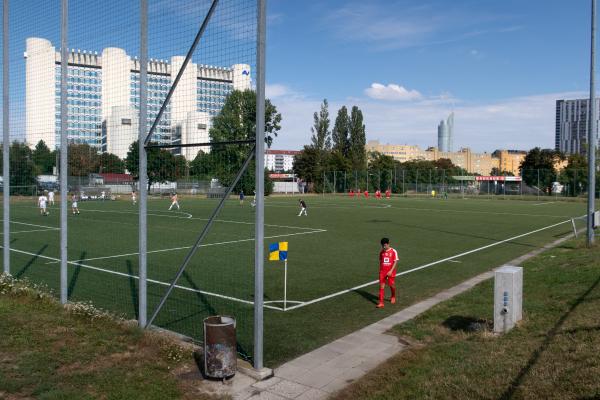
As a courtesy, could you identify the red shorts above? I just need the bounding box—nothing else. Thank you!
[379,267,395,285]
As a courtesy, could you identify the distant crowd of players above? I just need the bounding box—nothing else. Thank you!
[348,188,392,199]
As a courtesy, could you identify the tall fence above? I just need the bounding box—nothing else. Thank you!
[1,0,267,367]
[319,168,600,199]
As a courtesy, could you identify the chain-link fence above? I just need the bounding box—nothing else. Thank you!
[317,168,600,199]
[2,0,267,367]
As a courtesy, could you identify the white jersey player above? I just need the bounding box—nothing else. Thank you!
[71,194,80,215]
[132,191,137,205]
[38,195,49,216]
[48,190,55,206]
[168,193,180,210]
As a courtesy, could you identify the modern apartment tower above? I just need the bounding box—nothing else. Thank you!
[555,98,600,155]
[24,37,252,160]
[437,112,454,152]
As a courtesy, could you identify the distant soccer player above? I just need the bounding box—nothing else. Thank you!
[71,193,80,215]
[385,188,391,199]
[48,190,55,206]
[239,190,245,205]
[364,189,369,198]
[38,193,49,216]
[168,193,180,210]
[101,190,106,201]
[132,190,137,205]
[377,237,398,308]
[298,199,307,216]
[375,189,381,199]
[349,189,354,198]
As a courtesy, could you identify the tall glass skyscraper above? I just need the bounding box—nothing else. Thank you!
[437,112,454,152]
[25,37,251,160]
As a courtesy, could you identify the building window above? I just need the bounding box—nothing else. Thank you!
[121,118,132,126]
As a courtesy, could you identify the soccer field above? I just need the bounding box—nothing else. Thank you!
[2,195,590,365]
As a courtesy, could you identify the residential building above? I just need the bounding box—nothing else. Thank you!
[555,98,600,155]
[25,37,251,160]
[492,150,527,176]
[265,150,300,172]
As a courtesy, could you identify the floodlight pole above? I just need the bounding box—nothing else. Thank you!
[139,0,148,327]
[254,0,266,371]
[60,0,68,304]
[3,0,10,275]
[588,0,597,246]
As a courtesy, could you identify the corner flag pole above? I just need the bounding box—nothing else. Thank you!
[284,258,288,311]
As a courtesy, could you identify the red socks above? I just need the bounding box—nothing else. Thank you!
[379,287,384,303]
[390,286,396,298]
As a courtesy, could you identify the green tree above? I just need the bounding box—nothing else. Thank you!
[0,142,39,195]
[331,106,350,158]
[558,153,588,196]
[97,152,125,174]
[32,140,56,175]
[310,99,331,152]
[125,140,181,190]
[349,106,366,171]
[293,145,320,185]
[519,147,563,194]
[68,144,99,176]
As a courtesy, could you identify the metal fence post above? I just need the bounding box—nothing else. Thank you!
[588,0,597,246]
[3,0,10,275]
[254,0,266,371]
[60,0,69,304]
[139,0,148,327]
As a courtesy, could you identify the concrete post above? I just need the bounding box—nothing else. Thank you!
[494,266,523,334]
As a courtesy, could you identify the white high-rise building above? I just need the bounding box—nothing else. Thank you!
[24,37,252,160]
[555,98,600,155]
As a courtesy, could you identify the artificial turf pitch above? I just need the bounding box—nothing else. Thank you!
[1,195,588,366]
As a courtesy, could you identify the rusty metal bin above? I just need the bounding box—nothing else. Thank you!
[203,316,236,379]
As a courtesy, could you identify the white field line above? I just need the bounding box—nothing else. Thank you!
[1,220,58,230]
[44,228,327,265]
[2,245,283,311]
[532,202,556,206]
[266,203,574,219]
[2,228,60,234]
[284,217,580,311]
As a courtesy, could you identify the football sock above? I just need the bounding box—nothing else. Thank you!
[379,287,384,303]
[390,286,396,298]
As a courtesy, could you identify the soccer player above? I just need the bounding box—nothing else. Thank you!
[100,190,106,201]
[377,237,398,308]
[239,190,245,205]
[48,190,55,206]
[38,193,49,216]
[168,192,180,210]
[297,199,307,216]
[375,189,381,199]
[385,188,391,199]
[132,190,137,205]
[364,189,369,198]
[349,189,354,198]
[71,193,80,215]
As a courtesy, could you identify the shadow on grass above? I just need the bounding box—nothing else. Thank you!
[126,260,139,320]
[355,289,379,305]
[498,274,600,400]
[442,315,491,332]
[67,252,86,298]
[15,245,48,278]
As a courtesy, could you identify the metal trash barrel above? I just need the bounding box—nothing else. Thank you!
[203,316,236,379]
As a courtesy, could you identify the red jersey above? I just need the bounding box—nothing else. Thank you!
[379,247,398,269]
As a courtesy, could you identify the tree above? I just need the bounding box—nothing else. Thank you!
[125,140,181,190]
[519,147,563,194]
[97,152,125,174]
[332,106,350,158]
[68,144,99,176]
[0,142,39,195]
[32,140,56,175]
[559,153,588,196]
[310,99,331,152]
[293,145,320,185]
[349,106,366,171]
[194,89,280,195]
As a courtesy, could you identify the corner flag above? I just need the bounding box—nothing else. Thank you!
[269,242,288,261]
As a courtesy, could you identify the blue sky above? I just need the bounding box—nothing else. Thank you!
[265,0,594,152]
[1,0,596,152]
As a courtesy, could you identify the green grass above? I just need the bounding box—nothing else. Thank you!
[0,276,224,400]
[1,194,591,366]
[331,239,600,400]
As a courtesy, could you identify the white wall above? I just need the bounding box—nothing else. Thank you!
[25,38,56,148]
[232,64,251,91]
[105,106,138,159]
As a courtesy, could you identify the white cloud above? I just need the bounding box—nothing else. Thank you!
[365,83,422,101]
[266,83,293,99]
[268,87,585,153]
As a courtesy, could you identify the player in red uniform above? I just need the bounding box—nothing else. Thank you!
[364,189,369,198]
[377,237,398,308]
[375,189,381,199]
[349,189,354,198]
[385,188,391,199]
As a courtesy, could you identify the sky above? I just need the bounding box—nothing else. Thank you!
[1,0,596,153]
[265,0,594,152]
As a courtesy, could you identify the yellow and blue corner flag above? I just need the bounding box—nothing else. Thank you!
[269,242,288,261]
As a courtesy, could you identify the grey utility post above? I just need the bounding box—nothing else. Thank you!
[588,0,597,246]
[3,0,10,275]
[494,265,523,334]
[139,0,148,327]
[60,0,69,304]
[254,0,266,372]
